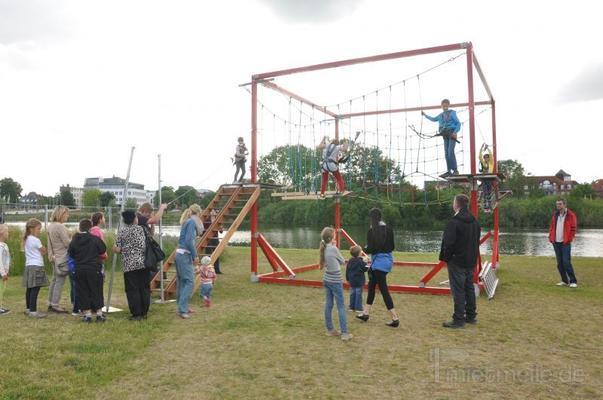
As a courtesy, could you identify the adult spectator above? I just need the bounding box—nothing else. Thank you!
[439,194,480,329]
[356,208,400,328]
[137,202,168,234]
[175,204,203,319]
[46,206,71,314]
[548,198,578,288]
[113,210,148,320]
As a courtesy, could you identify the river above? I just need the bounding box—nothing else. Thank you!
[7,223,603,257]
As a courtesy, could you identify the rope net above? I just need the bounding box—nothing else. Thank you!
[248,51,493,204]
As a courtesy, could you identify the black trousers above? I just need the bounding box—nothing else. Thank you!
[124,268,151,317]
[366,270,395,310]
[25,287,41,312]
[447,262,477,322]
[75,269,104,312]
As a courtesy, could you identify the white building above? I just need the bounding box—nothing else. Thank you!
[84,177,156,207]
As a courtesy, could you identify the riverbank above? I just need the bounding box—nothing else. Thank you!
[0,247,601,399]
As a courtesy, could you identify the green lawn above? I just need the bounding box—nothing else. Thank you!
[0,248,601,400]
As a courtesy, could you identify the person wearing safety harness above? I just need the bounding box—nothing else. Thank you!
[422,99,461,177]
[317,137,348,198]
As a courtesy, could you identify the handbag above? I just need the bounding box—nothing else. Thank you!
[143,227,165,273]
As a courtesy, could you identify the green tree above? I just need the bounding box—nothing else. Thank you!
[570,183,596,200]
[0,178,23,203]
[60,190,76,207]
[82,189,102,207]
[125,198,138,209]
[257,143,402,192]
[99,191,116,207]
[175,186,200,209]
[154,186,176,209]
[258,145,319,190]
[498,159,526,198]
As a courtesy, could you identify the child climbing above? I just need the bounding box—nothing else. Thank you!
[479,143,494,212]
[317,137,348,198]
[233,137,249,183]
[422,99,461,177]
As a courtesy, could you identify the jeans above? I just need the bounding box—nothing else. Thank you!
[323,281,348,334]
[447,262,477,322]
[348,286,363,311]
[200,283,213,299]
[553,242,577,284]
[25,286,41,312]
[48,261,68,307]
[175,252,195,314]
[443,137,458,173]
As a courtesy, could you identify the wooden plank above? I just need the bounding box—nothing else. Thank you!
[279,191,352,200]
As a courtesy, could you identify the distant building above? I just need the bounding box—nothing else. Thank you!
[592,179,603,199]
[83,176,156,207]
[524,169,578,196]
[60,185,84,207]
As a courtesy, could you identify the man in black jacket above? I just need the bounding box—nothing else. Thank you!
[439,194,481,328]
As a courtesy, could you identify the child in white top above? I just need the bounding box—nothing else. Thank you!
[0,224,11,315]
[23,218,48,318]
[196,256,217,307]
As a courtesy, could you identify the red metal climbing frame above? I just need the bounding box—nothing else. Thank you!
[249,42,500,295]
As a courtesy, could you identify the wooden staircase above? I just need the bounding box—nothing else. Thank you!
[150,184,260,299]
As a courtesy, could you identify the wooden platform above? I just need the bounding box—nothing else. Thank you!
[272,191,352,200]
[442,172,506,183]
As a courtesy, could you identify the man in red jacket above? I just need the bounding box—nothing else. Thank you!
[548,198,578,288]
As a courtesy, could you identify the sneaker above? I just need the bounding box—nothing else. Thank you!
[179,313,191,320]
[82,315,93,323]
[0,308,10,315]
[452,170,459,175]
[555,282,568,287]
[203,298,210,307]
[96,315,106,323]
[48,306,68,314]
[356,314,369,322]
[386,319,400,328]
[128,315,143,321]
[28,311,47,319]
[71,311,81,316]
[465,317,478,325]
[442,320,464,329]
[341,333,353,341]
[569,283,578,288]
[325,330,341,337]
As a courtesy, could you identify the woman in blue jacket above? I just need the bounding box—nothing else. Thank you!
[356,208,400,327]
[175,204,203,319]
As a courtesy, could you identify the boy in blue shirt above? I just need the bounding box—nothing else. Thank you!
[422,99,461,177]
[345,245,368,314]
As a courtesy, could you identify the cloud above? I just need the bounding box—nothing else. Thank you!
[0,0,68,45]
[259,0,363,23]
[556,64,603,103]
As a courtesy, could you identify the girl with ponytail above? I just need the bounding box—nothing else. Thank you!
[319,227,352,341]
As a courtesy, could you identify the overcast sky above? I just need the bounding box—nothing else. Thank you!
[1,0,601,196]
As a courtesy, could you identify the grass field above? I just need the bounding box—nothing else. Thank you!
[0,248,601,400]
